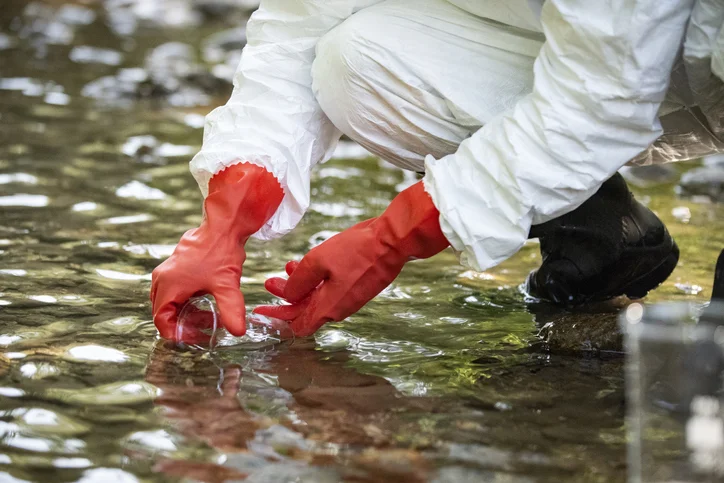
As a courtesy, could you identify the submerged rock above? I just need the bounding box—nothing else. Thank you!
[531,302,626,354]
[81,68,148,105]
[202,27,246,81]
[145,42,196,79]
[202,27,246,63]
[677,164,724,202]
[703,153,724,167]
[620,164,678,188]
[104,0,203,36]
[104,0,258,36]
[82,41,233,107]
[120,135,194,163]
[55,4,97,26]
[143,42,230,105]
[15,2,96,50]
[194,0,260,21]
[69,46,124,66]
[0,33,17,51]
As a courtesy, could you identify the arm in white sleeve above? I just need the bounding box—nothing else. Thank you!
[190,0,381,240]
[423,0,694,271]
[684,0,724,137]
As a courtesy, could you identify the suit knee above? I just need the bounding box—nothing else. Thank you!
[312,12,383,135]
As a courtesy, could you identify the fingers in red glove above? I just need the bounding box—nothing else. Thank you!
[285,260,299,275]
[151,280,198,340]
[212,282,247,336]
[151,268,247,341]
[150,163,284,343]
[283,255,328,303]
[253,302,307,322]
[254,276,308,321]
[264,277,287,298]
[253,260,309,323]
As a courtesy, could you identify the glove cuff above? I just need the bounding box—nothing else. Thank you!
[203,162,284,242]
[377,181,449,259]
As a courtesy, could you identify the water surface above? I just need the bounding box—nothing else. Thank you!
[1,2,723,482]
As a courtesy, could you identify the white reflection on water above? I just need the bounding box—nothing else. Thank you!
[126,429,177,451]
[103,214,153,224]
[0,335,22,347]
[0,173,38,185]
[67,345,129,363]
[310,202,364,217]
[0,269,27,276]
[95,269,151,281]
[122,243,175,258]
[21,408,59,426]
[69,46,123,66]
[28,295,57,303]
[115,180,166,200]
[72,201,98,212]
[53,457,93,468]
[0,388,24,397]
[45,91,70,105]
[0,194,49,207]
[77,468,139,483]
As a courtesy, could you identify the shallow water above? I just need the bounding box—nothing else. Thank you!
[1,2,724,482]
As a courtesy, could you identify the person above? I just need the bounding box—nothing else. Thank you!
[151,0,724,340]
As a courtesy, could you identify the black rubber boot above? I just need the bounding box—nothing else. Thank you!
[525,172,679,305]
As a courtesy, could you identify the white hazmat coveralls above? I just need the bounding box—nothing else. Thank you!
[189,0,724,272]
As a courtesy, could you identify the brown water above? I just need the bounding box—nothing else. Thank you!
[1,2,723,482]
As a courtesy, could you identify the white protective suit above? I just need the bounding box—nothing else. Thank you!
[190,0,724,271]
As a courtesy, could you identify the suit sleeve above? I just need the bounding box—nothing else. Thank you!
[423,0,694,270]
[190,0,382,240]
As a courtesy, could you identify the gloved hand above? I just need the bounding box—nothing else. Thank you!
[151,163,284,341]
[253,181,449,336]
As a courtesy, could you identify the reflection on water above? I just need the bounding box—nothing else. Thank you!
[1,1,724,482]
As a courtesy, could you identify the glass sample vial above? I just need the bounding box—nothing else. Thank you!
[176,295,294,351]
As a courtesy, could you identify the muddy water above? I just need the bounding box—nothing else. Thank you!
[1,2,723,482]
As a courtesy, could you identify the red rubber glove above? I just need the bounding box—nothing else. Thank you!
[253,181,449,336]
[151,163,284,341]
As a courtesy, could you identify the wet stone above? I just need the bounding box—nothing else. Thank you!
[16,2,96,50]
[2,2,723,481]
[532,304,625,355]
[144,42,196,81]
[69,46,124,66]
[104,0,203,35]
[44,381,160,406]
[0,354,10,378]
[704,153,724,167]
[81,69,149,105]
[620,164,678,188]
[202,27,246,81]
[678,164,724,202]
[145,42,229,101]
[55,5,97,26]
[0,33,17,50]
[202,27,246,64]
[194,0,260,21]
[12,408,91,437]
[82,41,231,107]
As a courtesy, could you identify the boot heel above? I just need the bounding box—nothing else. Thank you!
[623,241,680,300]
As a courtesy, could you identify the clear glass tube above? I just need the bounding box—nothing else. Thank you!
[176,295,294,351]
